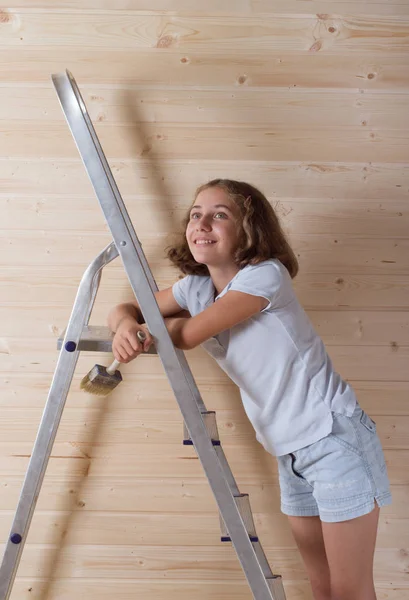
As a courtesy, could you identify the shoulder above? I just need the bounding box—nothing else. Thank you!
[242,258,284,274]
[173,273,213,313]
[225,259,290,311]
[175,273,212,293]
[235,259,286,286]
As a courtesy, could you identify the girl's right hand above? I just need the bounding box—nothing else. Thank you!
[112,318,153,363]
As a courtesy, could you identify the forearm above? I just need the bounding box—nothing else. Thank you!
[107,302,143,332]
[165,317,190,350]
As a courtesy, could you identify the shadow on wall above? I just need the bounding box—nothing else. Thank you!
[118,88,188,287]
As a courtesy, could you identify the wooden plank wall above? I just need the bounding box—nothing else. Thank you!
[0,2,408,599]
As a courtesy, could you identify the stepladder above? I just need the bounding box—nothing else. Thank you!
[0,70,286,600]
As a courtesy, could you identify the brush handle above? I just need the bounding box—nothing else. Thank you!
[107,330,147,375]
[106,359,121,375]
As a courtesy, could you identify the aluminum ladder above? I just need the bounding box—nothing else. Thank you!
[0,70,286,600]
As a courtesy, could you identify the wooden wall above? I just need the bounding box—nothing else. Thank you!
[0,2,408,599]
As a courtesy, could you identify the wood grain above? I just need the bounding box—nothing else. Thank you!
[0,13,408,54]
[0,4,408,598]
[1,50,408,90]
[3,120,409,162]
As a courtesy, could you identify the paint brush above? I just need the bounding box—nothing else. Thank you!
[80,330,147,396]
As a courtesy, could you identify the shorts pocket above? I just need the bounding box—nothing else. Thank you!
[329,413,361,457]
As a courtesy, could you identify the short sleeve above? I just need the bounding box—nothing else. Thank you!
[172,276,191,311]
[228,261,282,312]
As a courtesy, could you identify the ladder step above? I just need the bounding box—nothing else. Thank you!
[57,325,157,354]
[221,535,258,542]
[183,411,220,446]
[219,493,258,543]
[267,576,287,600]
[183,413,261,544]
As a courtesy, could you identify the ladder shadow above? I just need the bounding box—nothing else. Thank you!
[115,88,188,302]
[37,374,114,599]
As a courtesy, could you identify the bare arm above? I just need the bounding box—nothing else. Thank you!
[107,302,143,332]
[107,287,191,362]
[164,290,269,350]
[107,302,191,332]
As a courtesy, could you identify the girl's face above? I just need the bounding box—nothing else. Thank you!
[186,187,241,268]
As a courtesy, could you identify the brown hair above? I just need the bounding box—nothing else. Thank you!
[166,178,299,278]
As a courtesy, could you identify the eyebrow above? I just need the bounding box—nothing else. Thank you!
[190,204,233,212]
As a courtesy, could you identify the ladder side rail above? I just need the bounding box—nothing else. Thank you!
[52,70,277,600]
[0,244,118,600]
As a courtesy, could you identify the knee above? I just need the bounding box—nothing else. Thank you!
[330,581,376,600]
[310,577,331,600]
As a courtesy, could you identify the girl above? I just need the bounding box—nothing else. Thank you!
[108,179,392,600]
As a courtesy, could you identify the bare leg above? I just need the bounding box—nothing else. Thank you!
[322,505,380,600]
[288,515,331,600]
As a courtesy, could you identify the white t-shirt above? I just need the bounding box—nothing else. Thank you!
[172,259,357,456]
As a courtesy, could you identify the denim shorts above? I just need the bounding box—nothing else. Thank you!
[276,403,392,522]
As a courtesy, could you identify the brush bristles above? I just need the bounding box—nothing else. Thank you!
[80,364,122,396]
[80,376,116,396]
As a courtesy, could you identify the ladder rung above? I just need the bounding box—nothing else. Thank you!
[57,325,157,354]
[183,439,221,446]
[267,576,287,600]
[185,418,266,558]
[219,493,257,542]
[221,535,259,542]
[183,411,220,445]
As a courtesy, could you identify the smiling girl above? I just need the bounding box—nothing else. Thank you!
[108,178,392,600]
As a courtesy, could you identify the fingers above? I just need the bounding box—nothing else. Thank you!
[112,338,134,363]
[122,336,137,356]
[139,327,153,352]
[135,326,153,353]
[114,338,143,363]
[112,326,153,363]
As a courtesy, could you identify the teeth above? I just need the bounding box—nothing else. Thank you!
[195,240,215,245]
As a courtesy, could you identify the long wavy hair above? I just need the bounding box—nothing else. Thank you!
[166,178,299,279]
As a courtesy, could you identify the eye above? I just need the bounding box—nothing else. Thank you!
[189,211,227,220]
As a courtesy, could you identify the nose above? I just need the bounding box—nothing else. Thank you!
[196,215,212,231]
